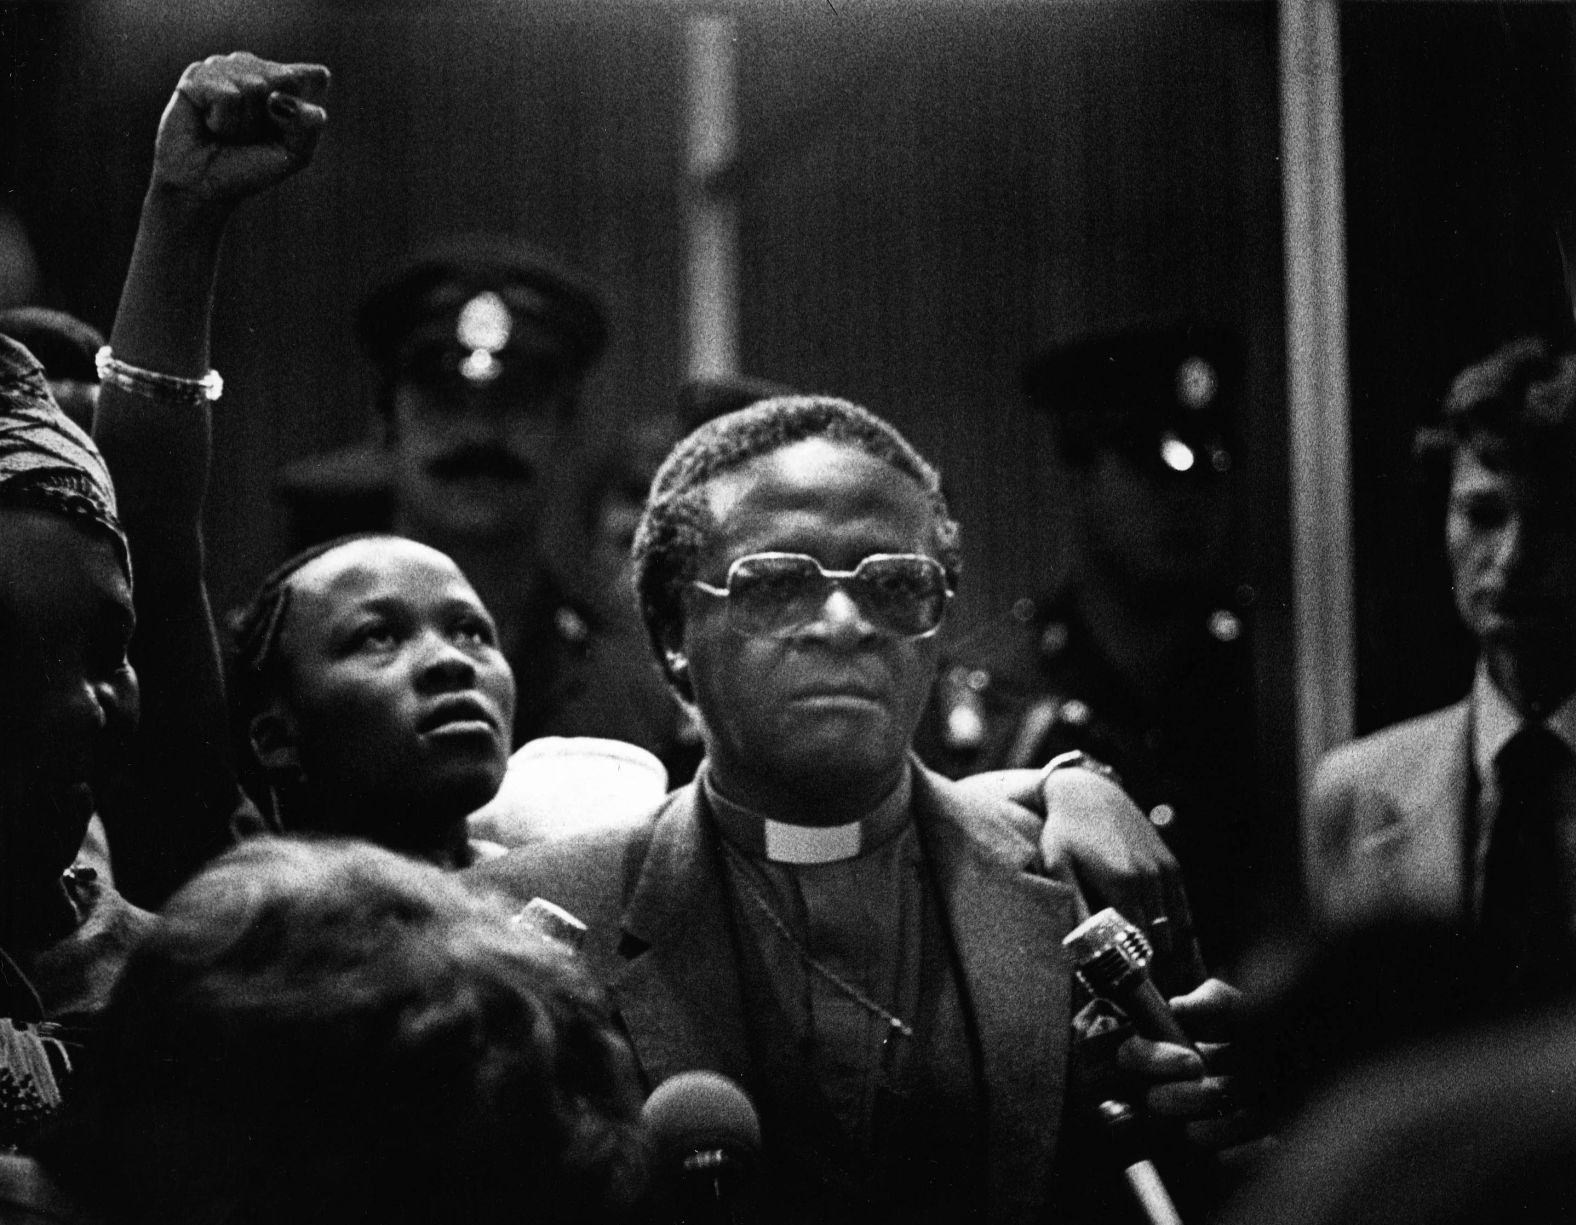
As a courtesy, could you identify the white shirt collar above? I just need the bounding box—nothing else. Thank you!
[1472,661,1576,778]
[702,767,913,865]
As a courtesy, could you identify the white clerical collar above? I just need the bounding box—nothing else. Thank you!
[702,768,913,864]
[1472,662,1576,779]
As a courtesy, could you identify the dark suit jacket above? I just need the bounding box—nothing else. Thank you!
[1305,701,1473,931]
[468,762,1082,1224]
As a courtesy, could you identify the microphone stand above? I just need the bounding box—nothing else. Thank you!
[1094,1098,1186,1225]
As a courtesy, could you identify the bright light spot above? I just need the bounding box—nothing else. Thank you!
[457,292,512,352]
[460,350,501,384]
[1177,357,1217,408]
[947,705,985,749]
[1159,432,1196,473]
[1208,610,1243,642]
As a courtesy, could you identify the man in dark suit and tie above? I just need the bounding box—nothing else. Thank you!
[1307,337,1576,985]
[473,394,1245,1223]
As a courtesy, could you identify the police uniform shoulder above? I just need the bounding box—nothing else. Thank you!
[947,594,1063,687]
[934,595,1082,757]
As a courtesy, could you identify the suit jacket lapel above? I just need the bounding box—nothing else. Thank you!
[1390,701,1474,918]
[611,786,754,1091]
[914,769,1079,1222]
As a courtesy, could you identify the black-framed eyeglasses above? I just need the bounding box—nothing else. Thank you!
[690,552,953,640]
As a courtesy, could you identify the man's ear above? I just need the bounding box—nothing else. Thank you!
[659,623,695,704]
[248,706,301,776]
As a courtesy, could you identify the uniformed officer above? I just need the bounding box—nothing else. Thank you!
[934,323,1263,970]
[274,237,626,748]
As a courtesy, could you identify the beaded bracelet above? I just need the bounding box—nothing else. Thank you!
[95,346,223,405]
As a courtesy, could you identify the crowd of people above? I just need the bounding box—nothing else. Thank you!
[3,48,1575,1224]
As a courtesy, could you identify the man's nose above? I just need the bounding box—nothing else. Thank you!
[60,670,135,745]
[415,631,479,688]
[801,585,879,646]
[71,676,110,735]
[1490,517,1526,574]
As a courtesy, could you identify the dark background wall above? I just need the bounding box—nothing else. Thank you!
[6,0,1574,903]
[1,1,1290,773]
[1342,1,1576,735]
[2,0,688,612]
[726,0,1293,843]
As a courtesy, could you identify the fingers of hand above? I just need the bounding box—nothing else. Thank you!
[1135,878,1170,955]
[178,53,269,138]
[1144,1073,1235,1120]
[268,92,328,166]
[1168,978,1244,1044]
[1161,867,1198,963]
[176,53,330,144]
[1116,1036,1207,1082]
[270,62,331,103]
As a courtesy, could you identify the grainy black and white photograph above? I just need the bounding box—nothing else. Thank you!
[1,1,1575,1221]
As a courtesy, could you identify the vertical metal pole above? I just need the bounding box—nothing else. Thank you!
[1281,0,1355,793]
[684,12,739,379]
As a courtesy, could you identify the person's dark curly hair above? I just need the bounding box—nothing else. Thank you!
[1415,336,1576,475]
[631,395,962,696]
[40,837,648,1225]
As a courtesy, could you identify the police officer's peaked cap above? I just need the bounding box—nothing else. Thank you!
[357,235,610,377]
[1021,322,1243,466]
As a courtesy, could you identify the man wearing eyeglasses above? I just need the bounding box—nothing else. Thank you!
[473,395,1249,1224]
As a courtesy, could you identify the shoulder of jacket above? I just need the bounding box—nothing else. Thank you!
[1313,702,1467,792]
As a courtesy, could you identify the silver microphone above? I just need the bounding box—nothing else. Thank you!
[1065,907,1198,1052]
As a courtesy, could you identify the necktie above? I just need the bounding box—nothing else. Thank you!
[1481,725,1572,981]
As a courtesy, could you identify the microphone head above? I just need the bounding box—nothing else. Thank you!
[1064,907,1155,999]
[641,1071,761,1161]
[1064,907,1154,969]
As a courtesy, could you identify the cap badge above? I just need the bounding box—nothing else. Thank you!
[456,291,513,385]
[1176,356,1217,410]
[1159,430,1197,474]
